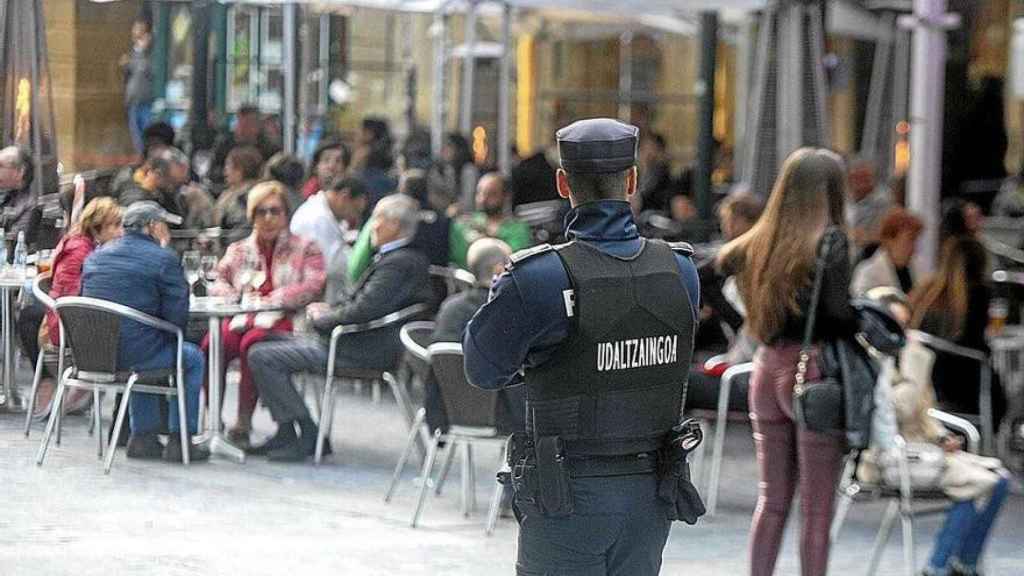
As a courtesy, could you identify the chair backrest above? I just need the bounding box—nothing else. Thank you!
[54,298,123,374]
[429,342,498,429]
[54,296,181,376]
[33,272,55,310]
[400,321,435,363]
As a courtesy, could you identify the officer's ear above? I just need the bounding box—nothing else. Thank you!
[625,166,638,198]
[556,169,573,202]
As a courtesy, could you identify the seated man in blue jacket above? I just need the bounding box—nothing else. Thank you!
[82,201,208,463]
[248,194,433,461]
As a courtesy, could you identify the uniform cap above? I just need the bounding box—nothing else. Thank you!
[556,118,640,174]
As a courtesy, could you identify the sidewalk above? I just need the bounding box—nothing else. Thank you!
[2,388,1021,575]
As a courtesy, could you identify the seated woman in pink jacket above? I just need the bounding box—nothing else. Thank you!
[204,181,325,449]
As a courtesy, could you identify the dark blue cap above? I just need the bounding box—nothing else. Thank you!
[556,118,640,174]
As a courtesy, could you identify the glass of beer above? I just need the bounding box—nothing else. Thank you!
[36,249,53,274]
[988,298,1009,336]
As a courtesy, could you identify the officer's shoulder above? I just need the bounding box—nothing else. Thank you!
[507,243,556,268]
[649,239,695,257]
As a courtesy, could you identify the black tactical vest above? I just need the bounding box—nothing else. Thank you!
[524,239,695,457]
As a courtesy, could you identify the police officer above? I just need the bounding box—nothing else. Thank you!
[464,118,702,576]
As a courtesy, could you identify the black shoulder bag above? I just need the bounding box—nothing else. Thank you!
[793,232,846,436]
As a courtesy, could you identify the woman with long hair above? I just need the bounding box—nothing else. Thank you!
[909,236,1007,429]
[30,198,124,419]
[717,148,855,576]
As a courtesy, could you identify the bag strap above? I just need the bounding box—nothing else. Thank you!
[796,228,840,391]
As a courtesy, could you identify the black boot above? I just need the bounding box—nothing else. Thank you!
[163,434,211,463]
[248,422,298,456]
[126,433,163,460]
[296,417,332,457]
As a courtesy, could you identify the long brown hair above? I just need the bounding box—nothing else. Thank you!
[908,237,988,339]
[716,147,847,342]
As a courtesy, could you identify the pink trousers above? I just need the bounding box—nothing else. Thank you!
[748,343,845,576]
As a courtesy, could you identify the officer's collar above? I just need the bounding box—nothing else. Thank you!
[564,200,639,242]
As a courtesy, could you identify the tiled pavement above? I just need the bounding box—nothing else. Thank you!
[1,378,1021,576]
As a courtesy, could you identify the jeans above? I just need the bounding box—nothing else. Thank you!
[128,342,204,435]
[127,102,152,154]
[748,343,845,576]
[927,476,1011,572]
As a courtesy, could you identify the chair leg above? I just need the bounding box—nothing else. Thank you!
[94,388,104,460]
[899,508,915,576]
[866,500,899,576]
[830,490,855,544]
[372,380,382,404]
[315,375,335,466]
[467,444,478,515]
[412,430,443,528]
[23,348,46,438]
[706,374,733,517]
[174,375,190,466]
[105,381,135,474]
[383,372,415,427]
[461,443,471,517]
[485,443,508,536]
[385,408,427,503]
[436,441,457,496]
[35,378,67,466]
[55,387,66,447]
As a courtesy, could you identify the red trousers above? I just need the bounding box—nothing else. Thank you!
[748,343,845,576]
[201,317,291,428]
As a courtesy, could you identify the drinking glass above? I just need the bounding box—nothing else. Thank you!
[989,298,1009,337]
[201,255,219,284]
[183,250,201,297]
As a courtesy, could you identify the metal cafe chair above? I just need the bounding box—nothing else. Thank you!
[909,330,996,454]
[830,410,981,576]
[313,303,430,465]
[36,297,192,472]
[702,361,753,517]
[384,342,507,533]
[398,321,437,458]
[23,273,69,439]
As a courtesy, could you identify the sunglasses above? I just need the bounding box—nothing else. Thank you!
[254,206,284,218]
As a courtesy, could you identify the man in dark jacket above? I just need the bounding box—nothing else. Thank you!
[81,202,208,462]
[118,152,189,226]
[0,145,38,244]
[423,237,525,435]
[248,194,433,461]
[120,19,155,155]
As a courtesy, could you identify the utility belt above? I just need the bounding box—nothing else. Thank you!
[497,419,706,524]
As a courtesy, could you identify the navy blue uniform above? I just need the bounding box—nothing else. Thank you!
[464,200,699,576]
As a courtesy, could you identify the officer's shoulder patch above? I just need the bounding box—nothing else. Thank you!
[508,243,554,267]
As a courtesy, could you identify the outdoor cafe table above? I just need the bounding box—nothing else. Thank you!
[0,268,33,412]
[190,296,285,463]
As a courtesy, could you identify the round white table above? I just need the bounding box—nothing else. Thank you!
[190,296,285,462]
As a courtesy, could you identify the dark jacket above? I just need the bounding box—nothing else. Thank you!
[464,200,700,391]
[123,47,154,106]
[0,183,37,243]
[81,232,189,371]
[312,243,433,369]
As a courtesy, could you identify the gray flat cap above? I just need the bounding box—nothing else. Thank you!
[556,118,640,174]
[122,200,182,229]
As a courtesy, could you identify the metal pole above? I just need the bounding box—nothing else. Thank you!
[282,2,297,154]
[498,3,512,174]
[29,0,43,199]
[733,15,754,183]
[431,8,448,158]
[777,3,804,165]
[617,31,633,122]
[191,0,212,151]
[695,11,718,223]
[459,0,478,135]
[907,0,950,273]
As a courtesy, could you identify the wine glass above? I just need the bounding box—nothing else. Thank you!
[201,255,218,284]
[182,251,201,297]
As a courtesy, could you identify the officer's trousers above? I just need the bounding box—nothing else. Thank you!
[515,473,672,576]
